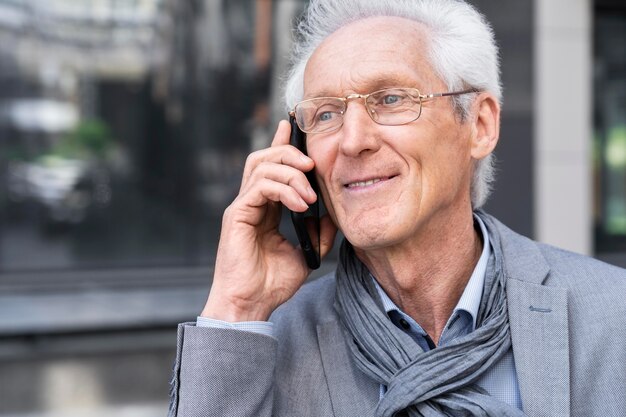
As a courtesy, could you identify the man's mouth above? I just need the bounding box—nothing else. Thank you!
[346,178,381,188]
[345,176,396,189]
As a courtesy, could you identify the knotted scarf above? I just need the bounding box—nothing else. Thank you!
[333,215,526,417]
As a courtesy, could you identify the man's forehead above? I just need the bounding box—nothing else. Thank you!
[303,70,429,99]
[302,16,437,98]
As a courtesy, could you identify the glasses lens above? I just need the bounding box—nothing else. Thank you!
[367,88,422,125]
[295,98,345,133]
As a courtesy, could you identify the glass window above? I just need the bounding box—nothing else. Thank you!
[0,1,308,278]
[594,6,626,253]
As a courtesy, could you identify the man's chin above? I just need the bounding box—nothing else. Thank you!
[342,226,395,252]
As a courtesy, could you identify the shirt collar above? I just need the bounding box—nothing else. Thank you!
[372,214,491,331]
[454,214,490,330]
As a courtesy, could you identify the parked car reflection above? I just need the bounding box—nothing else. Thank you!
[8,156,112,225]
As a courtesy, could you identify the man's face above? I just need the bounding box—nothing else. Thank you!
[303,16,476,251]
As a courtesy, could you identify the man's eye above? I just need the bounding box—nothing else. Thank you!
[383,94,402,105]
[317,111,335,122]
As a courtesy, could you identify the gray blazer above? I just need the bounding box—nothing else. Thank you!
[169,216,626,417]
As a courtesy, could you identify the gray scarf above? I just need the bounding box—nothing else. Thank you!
[333,215,526,417]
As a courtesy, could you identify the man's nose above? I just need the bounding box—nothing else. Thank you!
[338,100,381,157]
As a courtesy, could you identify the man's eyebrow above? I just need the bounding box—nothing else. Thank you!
[304,75,426,99]
[364,76,421,91]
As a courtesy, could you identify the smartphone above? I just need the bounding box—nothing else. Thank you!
[289,115,321,269]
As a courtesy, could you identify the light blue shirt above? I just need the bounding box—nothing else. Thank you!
[197,216,522,410]
[196,316,274,336]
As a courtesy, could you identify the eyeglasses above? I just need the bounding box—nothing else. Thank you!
[288,87,479,134]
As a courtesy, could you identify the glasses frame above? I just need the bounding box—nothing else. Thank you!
[288,87,480,134]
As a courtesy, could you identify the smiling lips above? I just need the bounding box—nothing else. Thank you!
[345,176,396,189]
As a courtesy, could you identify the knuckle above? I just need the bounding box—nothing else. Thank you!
[258,179,278,198]
[285,146,302,162]
[245,162,270,184]
[244,151,262,168]
[256,160,272,172]
[222,203,236,222]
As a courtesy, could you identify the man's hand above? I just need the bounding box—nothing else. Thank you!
[201,120,337,322]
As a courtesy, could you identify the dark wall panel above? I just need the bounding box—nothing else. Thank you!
[471,0,535,237]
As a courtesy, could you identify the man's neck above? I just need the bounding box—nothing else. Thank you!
[355,209,483,345]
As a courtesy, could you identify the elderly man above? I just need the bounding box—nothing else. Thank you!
[169,0,626,416]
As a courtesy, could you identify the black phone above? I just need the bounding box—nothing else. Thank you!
[289,115,321,269]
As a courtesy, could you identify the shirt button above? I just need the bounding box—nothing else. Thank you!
[399,318,411,330]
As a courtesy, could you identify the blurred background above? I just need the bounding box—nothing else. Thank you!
[0,0,623,415]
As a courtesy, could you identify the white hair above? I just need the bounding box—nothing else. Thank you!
[283,0,501,208]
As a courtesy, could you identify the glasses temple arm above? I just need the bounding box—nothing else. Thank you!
[421,88,480,100]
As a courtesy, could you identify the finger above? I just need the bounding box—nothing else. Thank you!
[271,119,292,147]
[319,214,338,258]
[241,178,309,213]
[241,145,314,190]
[245,162,318,204]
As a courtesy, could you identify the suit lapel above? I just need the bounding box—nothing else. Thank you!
[491,215,571,417]
[507,279,570,417]
[317,320,379,417]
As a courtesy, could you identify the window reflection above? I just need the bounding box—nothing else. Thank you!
[594,9,626,252]
[0,0,305,273]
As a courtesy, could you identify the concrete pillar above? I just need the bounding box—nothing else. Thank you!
[534,0,593,254]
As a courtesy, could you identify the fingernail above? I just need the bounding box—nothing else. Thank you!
[308,186,316,197]
[300,154,312,163]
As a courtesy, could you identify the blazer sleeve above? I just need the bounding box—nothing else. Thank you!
[168,322,278,417]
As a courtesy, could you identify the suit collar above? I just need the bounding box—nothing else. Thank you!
[477,211,550,285]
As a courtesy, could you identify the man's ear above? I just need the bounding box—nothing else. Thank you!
[470,93,500,160]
